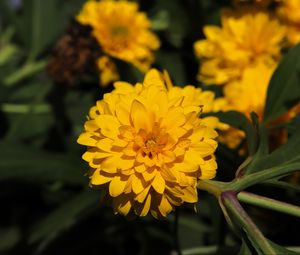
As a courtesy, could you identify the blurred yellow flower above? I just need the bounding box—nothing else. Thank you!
[77,69,219,218]
[223,61,276,119]
[97,56,119,86]
[213,61,275,151]
[277,0,300,46]
[194,9,285,85]
[77,0,160,72]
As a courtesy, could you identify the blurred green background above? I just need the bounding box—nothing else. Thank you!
[0,0,299,254]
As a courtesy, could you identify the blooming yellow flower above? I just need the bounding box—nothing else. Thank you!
[77,0,160,72]
[77,69,219,218]
[97,56,119,86]
[223,61,275,120]
[277,0,300,46]
[194,8,285,85]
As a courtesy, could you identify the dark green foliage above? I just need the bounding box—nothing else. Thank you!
[0,0,299,255]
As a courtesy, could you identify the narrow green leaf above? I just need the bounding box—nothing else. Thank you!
[268,240,299,255]
[247,127,300,173]
[238,240,253,255]
[264,44,300,122]
[263,180,300,193]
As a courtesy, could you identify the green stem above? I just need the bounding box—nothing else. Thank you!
[222,191,276,255]
[1,103,51,114]
[238,191,300,218]
[3,60,48,86]
[197,180,226,198]
[228,162,300,192]
[182,245,218,255]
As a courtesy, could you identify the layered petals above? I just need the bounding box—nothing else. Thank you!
[78,69,219,218]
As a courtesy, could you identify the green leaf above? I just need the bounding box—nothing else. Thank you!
[3,60,47,86]
[153,1,188,48]
[244,125,269,175]
[0,142,86,185]
[150,10,170,31]
[29,190,99,248]
[246,127,300,173]
[237,240,253,255]
[268,240,299,255]
[264,44,300,122]
[0,226,21,252]
[263,180,300,193]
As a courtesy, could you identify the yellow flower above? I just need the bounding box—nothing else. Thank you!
[97,56,119,86]
[77,0,160,72]
[194,8,285,85]
[277,0,300,46]
[77,69,219,218]
[223,61,275,120]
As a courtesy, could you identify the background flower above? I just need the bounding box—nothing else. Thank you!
[277,0,300,46]
[77,0,160,73]
[194,8,285,85]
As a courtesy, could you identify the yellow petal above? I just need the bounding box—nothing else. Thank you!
[152,173,165,194]
[161,107,185,129]
[158,195,173,217]
[109,176,128,197]
[116,104,130,125]
[142,169,156,182]
[95,115,120,139]
[96,138,113,152]
[130,100,153,132]
[199,157,217,180]
[182,186,198,203]
[77,133,97,146]
[132,174,144,194]
[135,186,150,203]
[101,156,119,173]
[117,199,132,216]
[135,164,146,173]
[113,194,132,216]
[84,120,98,131]
[139,193,151,216]
[91,171,113,185]
[143,69,164,88]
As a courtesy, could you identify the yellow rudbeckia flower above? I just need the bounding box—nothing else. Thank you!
[77,0,160,73]
[277,0,300,46]
[194,8,285,85]
[223,61,276,120]
[77,69,220,218]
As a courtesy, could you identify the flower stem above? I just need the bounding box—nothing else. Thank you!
[221,191,276,255]
[238,191,300,218]
[228,162,300,192]
[3,60,48,86]
[197,180,226,198]
[1,103,51,114]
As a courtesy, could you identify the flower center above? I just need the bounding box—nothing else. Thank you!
[111,26,128,37]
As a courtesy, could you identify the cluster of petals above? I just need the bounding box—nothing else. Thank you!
[194,8,285,85]
[77,69,220,218]
[77,0,160,76]
[193,7,287,149]
[277,0,300,46]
